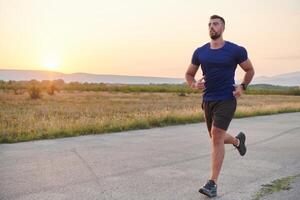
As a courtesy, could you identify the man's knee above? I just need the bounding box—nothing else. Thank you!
[211,126,225,144]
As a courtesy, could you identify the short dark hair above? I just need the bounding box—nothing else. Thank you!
[210,15,225,25]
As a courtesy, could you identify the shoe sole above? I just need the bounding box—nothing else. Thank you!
[240,132,246,156]
[199,188,217,198]
[236,132,246,156]
[240,132,246,143]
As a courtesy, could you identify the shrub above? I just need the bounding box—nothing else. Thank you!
[28,85,42,99]
[47,84,59,95]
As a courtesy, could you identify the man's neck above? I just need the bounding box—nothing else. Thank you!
[210,38,225,49]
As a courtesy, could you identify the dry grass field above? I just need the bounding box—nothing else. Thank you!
[1,91,300,143]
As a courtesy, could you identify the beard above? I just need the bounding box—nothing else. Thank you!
[209,30,221,40]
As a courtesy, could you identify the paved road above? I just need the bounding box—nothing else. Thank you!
[1,113,300,200]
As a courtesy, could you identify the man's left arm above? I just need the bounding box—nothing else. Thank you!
[233,58,255,98]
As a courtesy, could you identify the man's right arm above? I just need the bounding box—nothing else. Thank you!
[185,64,205,89]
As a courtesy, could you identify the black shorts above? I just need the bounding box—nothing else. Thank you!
[202,98,237,132]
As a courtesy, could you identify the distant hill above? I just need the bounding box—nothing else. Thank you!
[1,69,300,86]
[251,71,300,86]
[0,69,185,84]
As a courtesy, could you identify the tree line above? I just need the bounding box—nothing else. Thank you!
[0,79,299,99]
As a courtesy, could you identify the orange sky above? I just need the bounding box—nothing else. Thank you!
[0,0,299,79]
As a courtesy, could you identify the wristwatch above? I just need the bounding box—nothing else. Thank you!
[241,83,248,91]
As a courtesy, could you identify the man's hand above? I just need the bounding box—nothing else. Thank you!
[192,76,205,90]
[233,84,244,98]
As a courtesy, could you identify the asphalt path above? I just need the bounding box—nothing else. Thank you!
[1,113,300,200]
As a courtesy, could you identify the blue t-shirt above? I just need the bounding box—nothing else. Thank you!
[191,41,248,101]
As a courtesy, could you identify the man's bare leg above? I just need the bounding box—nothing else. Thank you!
[208,130,239,146]
[224,133,239,145]
[210,125,225,184]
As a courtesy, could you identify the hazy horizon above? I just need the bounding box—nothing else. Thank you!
[0,0,299,79]
[1,68,300,79]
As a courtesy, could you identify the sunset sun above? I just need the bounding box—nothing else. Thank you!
[42,57,60,71]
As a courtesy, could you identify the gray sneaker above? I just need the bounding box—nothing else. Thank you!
[199,180,217,198]
[234,132,247,156]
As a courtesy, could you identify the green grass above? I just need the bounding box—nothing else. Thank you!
[247,84,300,96]
[252,174,300,200]
[234,107,300,118]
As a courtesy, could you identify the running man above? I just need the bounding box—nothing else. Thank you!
[185,15,255,198]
